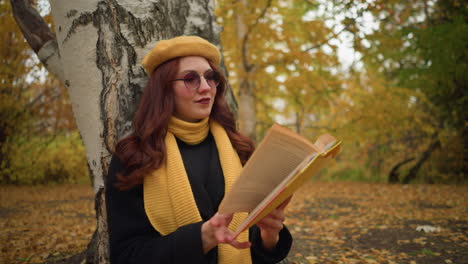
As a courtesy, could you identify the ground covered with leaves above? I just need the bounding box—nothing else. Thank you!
[0,182,466,264]
[0,185,95,263]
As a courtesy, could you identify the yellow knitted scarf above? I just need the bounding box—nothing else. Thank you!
[143,116,252,264]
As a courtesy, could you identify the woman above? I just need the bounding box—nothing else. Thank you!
[105,36,292,264]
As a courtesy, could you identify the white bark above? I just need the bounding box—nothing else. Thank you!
[50,0,105,190]
[44,0,232,262]
[13,0,237,261]
[36,40,65,82]
[48,0,226,191]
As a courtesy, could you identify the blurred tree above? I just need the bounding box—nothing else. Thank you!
[0,0,39,184]
[369,0,466,183]
[30,78,77,134]
[333,68,440,182]
[217,0,345,141]
[0,0,78,185]
[331,0,467,183]
[218,0,466,183]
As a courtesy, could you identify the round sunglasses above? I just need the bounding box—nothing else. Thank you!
[172,70,220,91]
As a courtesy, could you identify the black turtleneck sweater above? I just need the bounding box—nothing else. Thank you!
[105,132,292,264]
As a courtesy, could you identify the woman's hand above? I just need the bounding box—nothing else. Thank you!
[255,196,292,251]
[201,213,251,253]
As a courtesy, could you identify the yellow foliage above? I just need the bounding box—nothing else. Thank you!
[217,0,341,136]
[6,132,89,185]
[215,0,467,182]
[1,1,83,185]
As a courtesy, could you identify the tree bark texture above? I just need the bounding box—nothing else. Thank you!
[12,0,236,263]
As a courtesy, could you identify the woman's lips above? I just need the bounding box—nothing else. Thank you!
[196,98,210,104]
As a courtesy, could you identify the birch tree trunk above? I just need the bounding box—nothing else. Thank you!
[12,0,236,262]
[235,0,257,142]
[233,0,272,143]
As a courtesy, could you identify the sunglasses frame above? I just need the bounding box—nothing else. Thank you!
[172,70,220,91]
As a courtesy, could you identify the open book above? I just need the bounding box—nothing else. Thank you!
[218,123,342,238]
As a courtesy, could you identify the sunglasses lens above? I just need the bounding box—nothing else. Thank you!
[180,71,220,90]
[204,71,220,88]
[183,72,200,90]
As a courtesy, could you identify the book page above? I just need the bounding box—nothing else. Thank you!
[218,124,319,213]
[232,140,342,237]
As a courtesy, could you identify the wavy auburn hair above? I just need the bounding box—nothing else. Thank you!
[114,57,255,190]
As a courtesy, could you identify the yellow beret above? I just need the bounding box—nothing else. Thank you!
[141,36,221,75]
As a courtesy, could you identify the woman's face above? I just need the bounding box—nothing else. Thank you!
[172,56,218,122]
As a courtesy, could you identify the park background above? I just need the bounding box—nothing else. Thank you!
[0,0,466,263]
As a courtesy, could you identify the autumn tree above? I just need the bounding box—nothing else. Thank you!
[217,0,347,141]
[274,0,468,183]
[335,0,468,183]
[0,1,76,184]
[11,0,237,262]
[332,68,440,182]
[0,0,33,183]
[218,0,465,183]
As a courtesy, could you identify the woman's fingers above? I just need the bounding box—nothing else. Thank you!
[264,208,285,222]
[212,225,252,249]
[202,216,252,254]
[229,239,252,249]
[257,216,284,231]
[277,196,292,210]
[254,197,291,250]
[210,212,233,227]
[213,226,232,243]
[258,196,290,223]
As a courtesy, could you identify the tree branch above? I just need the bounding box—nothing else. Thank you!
[388,157,416,183]
[10,0,65,82]
[10,0,54,52]
[303,0,317,6]
[257,24,350,69]
[422,0,433,26]
[302,24,349,53]
[402,132,441,184]
[242,0,273,72]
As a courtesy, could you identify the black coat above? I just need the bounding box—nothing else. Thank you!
[105,133,292,264]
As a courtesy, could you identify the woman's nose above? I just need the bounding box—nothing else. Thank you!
[197,76,211,92]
